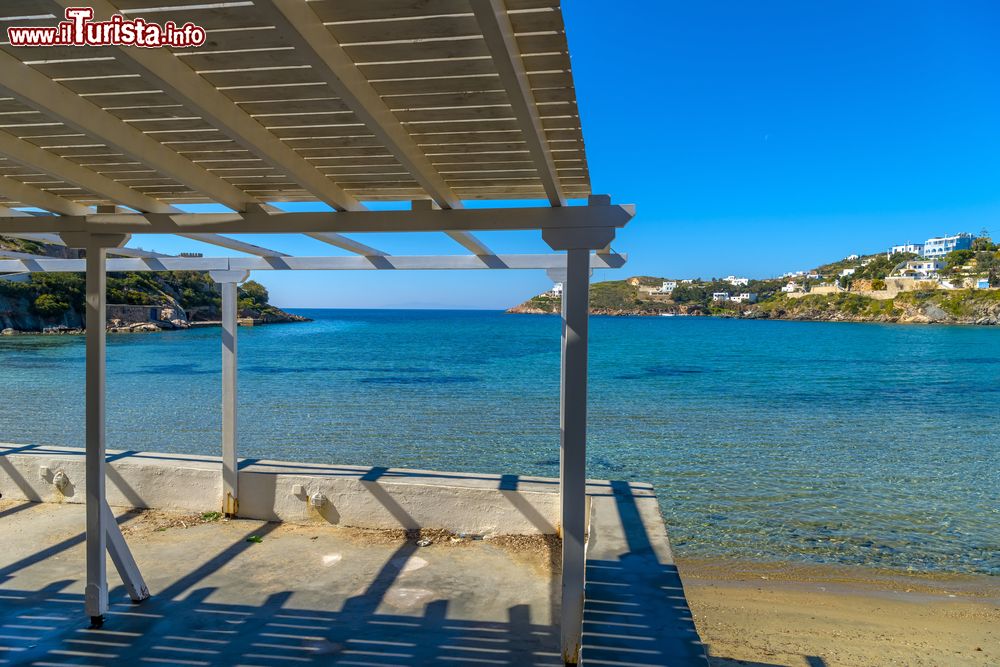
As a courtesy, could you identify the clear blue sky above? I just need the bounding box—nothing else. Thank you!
[143,0,1000,309]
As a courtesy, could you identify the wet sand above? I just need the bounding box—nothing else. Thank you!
[678,559,1000,667]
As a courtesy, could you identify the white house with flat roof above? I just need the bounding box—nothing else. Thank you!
[723,275,749,286]
[547,282,564,297]
[711,292,730,302]
[896,259,944,278]
[923,233,974,258]
[889,242,924,257]
[729,292,758,303]
[653,280,677,294]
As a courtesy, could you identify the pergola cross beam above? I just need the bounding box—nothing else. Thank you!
[0,252,626,274]
[471,0,568,207]
[0,204,634,235]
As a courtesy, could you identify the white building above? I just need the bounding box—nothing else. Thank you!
[889,242,924,257]
[923,233,973,258]
[846,254,860,261]
[723,275,749,287]
[729,292,758,304]
[896,260,944,278]
[839,268,856,277]
[781,282,804,293]
[653,280,677,294]
[711,292,730,302]
[547,282,564,297]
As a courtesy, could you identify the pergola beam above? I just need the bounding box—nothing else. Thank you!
[0,50,254,212]
[178,233,289,258]
[471,0,567,207]
[305,232,389,258]
[0,252,626,274]
[62,0,362,213]
[0,204,634,235]
[0,187,287,258]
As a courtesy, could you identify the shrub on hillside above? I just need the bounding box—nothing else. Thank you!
[33,293,70,317]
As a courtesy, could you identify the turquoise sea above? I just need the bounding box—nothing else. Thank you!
[1,310,997,576]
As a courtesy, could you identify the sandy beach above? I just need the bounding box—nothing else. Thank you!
[679,559,999,666]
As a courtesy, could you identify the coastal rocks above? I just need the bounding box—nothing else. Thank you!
[921,304,950,323]
[254,310,310,324]
[506,305,554,315]
[108,321,162,334]
[42,325,82,335]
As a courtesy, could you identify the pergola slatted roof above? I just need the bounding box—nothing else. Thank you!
[0,0,589,223]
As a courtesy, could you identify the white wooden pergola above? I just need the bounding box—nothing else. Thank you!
[0,2,634,663]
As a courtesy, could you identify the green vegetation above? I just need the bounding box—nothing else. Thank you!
[32,293,71,317]
[758,293,900,318]
[0,235,299,329]
[589,280,641,309]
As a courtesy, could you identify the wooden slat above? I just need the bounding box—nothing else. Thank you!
[0,0,588,204]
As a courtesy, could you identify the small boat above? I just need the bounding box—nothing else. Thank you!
[659,313,676,317]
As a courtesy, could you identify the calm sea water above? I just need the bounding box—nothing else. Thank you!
[1,310,997,575]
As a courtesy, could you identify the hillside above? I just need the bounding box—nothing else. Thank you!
[0,236,307,334]
[508,239,1000,326]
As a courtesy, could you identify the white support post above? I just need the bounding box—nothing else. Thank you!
[85,238,108,625]
[61,231,134,627]
[543,195,617,665]
[559,248,589,664]
[210,270,250,516]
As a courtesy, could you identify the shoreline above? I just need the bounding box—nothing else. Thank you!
[0,315,310,336]
[508,308,1000,327]
[678,557,999,666]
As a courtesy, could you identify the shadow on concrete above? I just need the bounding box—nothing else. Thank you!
[0,510,141,587]
[582,480,708,666]
[0,583,565,666]
[0,520,563,666]
[0,501,34,520]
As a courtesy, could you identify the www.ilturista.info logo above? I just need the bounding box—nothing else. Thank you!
[7,7,206,48]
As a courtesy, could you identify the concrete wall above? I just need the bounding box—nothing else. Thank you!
[0,444,625,536]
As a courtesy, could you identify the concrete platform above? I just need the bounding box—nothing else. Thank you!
[0,451,707,666]
[1,502,564,666]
